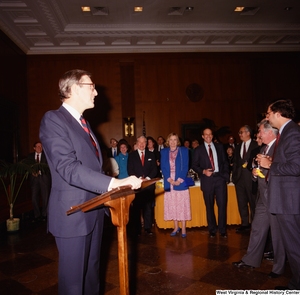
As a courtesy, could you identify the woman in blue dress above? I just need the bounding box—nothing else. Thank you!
[160,133,191,237]
[115,141,129,179]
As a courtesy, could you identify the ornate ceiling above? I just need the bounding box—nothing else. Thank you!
[0,0,300,55]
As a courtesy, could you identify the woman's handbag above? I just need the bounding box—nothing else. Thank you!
[179,148,195,187]
[184,176,195,187]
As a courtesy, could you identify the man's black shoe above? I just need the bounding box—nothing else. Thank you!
[264,251,274,260]
[232,260,254,268]
[236,225,251,233]
[264,251,273,258]
[268,272,280,279]
[145,229,153,235]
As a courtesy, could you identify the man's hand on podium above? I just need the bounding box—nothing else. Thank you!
[67,177,160,215]
[110,175,143,190]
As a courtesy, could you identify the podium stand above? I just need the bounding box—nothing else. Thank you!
[66,178,160,295]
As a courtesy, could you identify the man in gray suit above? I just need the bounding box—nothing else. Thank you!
[40,69,142,295]
[258,99,300,290]
[233,120,285,278]
[232,125,258,232]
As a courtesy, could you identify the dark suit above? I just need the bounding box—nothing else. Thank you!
[158,145,165,152]
[107,147,117,158]
[27,151,51,218]
[148,148,161,178]
[127,149,157,233]
[241,142,285,274]
[192,142,229,235]
[40,105,112,295]
[267,120,300,289]
[232,139,258,226]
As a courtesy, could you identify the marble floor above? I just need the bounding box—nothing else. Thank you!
[0,215,291,295]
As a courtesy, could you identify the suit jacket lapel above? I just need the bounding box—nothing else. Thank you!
[200,144,211,167]
[246,140,254,159]
[260,143,275,176]
[58,106,102,164]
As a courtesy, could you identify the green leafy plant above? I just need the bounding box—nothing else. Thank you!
[0,159,49,220]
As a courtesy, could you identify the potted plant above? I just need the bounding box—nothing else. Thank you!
[0,158,48,231]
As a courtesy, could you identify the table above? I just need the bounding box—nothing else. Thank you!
[154,182,241,229]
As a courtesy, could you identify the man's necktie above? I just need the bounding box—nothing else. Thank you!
[113,149,117,157]
[36,154,42,175]
[262,145,269,155]
[272,133,280,159]
[208,144,215,171]
[141,151,145,166]
[266,134,280,182]
[242,143,247,160]
[80,116,99,158]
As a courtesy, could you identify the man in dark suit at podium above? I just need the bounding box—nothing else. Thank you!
[128,135,157,235]
[40,69,142,295]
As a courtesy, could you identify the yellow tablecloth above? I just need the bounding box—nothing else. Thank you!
[154,183,241,229]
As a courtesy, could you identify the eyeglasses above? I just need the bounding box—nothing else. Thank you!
[78,83,95,90]
[238,131,247,135]
[264,111,273,117]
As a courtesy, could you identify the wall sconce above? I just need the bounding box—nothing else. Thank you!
[124,117,135,137]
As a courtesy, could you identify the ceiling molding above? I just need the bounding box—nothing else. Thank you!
[1,0,300,55]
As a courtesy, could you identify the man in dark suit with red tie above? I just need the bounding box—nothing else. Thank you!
[192,128,229,237]
[258,99,300,290]
[127,135,157,235]
[232,125,258,232]
[39,69,142,295]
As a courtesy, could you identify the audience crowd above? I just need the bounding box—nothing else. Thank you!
[98,99,300,290]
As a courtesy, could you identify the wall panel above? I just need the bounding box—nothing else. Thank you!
[0,30,27,160]
[25,52,300,152]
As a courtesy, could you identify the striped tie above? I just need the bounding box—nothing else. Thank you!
[208,144,215,171]
[80,116,99,158]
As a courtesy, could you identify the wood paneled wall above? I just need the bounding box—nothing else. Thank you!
[0,30,27,161]
[5,33,299,221]
[26,52,300,152]
[1,30,300,159]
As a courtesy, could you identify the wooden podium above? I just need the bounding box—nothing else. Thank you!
[66,178,160,295]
